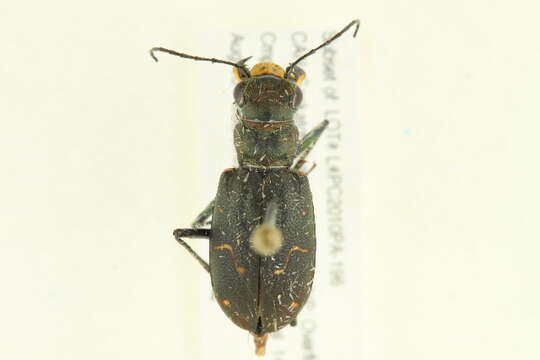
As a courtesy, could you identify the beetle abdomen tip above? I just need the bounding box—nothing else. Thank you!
[253,333,269,356]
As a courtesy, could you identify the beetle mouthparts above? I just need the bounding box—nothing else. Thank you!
[253,333,269,357]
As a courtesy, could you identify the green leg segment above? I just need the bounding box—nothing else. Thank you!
[291,119,329,174]
[191,199,215,228]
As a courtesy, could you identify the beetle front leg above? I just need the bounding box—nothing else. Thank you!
[291,119,330,174]
[173,228,212,273]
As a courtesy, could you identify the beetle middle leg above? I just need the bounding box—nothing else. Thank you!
[191,199,215,228]
[173,228,212,273]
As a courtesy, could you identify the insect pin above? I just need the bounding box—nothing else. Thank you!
[150,19,359,356]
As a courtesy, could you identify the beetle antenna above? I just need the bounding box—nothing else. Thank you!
[284,19,360,78]
[150,47,251,78]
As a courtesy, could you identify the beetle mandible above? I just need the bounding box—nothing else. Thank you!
[150,19,359,356]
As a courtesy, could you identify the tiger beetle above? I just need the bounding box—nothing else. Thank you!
[150,19,359,356]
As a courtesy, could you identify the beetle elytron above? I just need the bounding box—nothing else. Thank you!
[150,19,359,356]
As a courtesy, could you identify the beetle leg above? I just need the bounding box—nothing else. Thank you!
[191,199,215,228]
[297,119,330,154]
[173,228,212,273]
[291,119,329,174]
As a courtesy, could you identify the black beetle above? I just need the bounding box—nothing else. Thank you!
[150,19,359,356]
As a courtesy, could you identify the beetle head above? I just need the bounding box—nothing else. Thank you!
[150,20,360,120]
[233,62,305,122]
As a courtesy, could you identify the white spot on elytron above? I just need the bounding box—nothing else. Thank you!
[250,224,283,256]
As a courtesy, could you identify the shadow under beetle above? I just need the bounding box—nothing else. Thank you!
[150,19,359,356]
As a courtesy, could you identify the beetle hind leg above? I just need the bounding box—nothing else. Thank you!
[173,228,211,273]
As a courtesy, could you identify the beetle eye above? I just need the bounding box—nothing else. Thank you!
[233,82,247,105]
[293,87,303,108]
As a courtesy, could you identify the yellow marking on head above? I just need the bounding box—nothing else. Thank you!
[289,72,306,84]
[222,299,231,306]
[287,66,306,84]
[250,62,285,78]
[273,245,310,275]
[232,67,243,82]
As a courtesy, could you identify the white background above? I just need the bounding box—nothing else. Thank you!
[1,1,539,359]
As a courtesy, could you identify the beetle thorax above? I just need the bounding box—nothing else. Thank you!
[233,120,299,168]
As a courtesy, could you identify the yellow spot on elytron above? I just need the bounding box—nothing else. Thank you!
[288,301,300,311]
[218,207,224,213]
[214,244,247,274]
[250,62,285,78]
[222,299,231,306]
[273,245,310,275]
